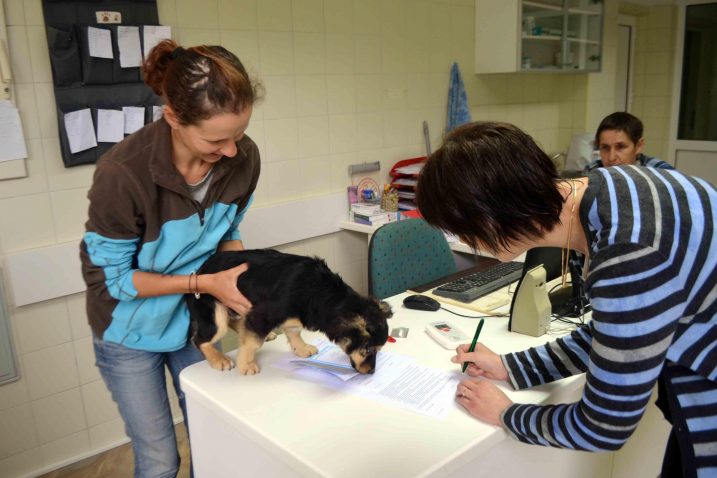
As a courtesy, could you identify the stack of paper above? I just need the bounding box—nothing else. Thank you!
[286,340,461,418]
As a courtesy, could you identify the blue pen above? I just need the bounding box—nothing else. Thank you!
[462,318,484,373]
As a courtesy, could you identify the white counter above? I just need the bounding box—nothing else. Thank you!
[181,293,613,478]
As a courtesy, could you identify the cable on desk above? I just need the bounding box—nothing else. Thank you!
[439,306,508,319]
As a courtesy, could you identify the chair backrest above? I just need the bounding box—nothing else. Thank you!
[368,218,457,299]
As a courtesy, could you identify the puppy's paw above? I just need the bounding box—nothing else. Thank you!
[207,354,234,371]
[265,331,278,341]
[292,343,318,358]
[237,361,261,375]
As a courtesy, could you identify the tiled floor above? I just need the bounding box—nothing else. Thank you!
[38,423,190,478]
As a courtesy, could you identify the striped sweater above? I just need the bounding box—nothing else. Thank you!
[500,166,717,476]
[584,153,674,172]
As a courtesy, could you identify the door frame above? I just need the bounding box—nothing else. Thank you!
[668,0,717,163]
[616,14,636,113]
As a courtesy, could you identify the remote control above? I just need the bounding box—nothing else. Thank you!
[425,321,469,349]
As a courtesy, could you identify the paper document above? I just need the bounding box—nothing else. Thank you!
[123,106,145,134]
[291,342,358,380]
[96,109,124,143]
[350,354,461,418]
[143,25,172,58]
[0,100,28,162]
[88,27,113,59]
[283,340,461,418]
[64,109,97,153]
[394,163,423,175]
[392,178,417,187]
[117,26,142,68]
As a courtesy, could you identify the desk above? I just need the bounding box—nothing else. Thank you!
[181,293,613,478]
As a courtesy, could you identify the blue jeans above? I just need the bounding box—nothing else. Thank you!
[93,337,204,478]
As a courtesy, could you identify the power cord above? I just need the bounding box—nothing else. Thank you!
[439,306,507,319]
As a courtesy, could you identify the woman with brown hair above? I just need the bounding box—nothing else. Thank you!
[80,40,262,476]
[417,121,717,477]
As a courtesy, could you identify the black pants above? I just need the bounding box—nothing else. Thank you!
[662,428,685,478]
[657,364,695,478]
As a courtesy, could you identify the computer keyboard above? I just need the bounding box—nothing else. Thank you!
[432,261,524,303]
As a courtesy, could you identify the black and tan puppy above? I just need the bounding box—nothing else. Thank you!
[186,249,392,375]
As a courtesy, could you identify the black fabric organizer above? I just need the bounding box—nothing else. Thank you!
[42,0,162,167]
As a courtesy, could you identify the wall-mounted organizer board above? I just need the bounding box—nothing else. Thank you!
[42,0,164,167]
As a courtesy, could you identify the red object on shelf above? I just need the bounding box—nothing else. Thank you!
[388,156,427,178]
[388,156,426,215]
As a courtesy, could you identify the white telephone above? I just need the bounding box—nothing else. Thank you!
[509,265,552,337]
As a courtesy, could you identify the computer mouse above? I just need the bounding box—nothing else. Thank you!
[403,294,441,311]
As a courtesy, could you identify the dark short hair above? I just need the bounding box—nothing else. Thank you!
[416,122,563,253]
[595,112,643,146]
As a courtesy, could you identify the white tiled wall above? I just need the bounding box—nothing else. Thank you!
[631,4,677,163]
[0,0,639,475]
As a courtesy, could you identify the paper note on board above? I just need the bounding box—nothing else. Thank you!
[96,109,125,143]
[117,26,142,68]
[143,25,172,58]
[88,26,113,59]
[0,100,28,162]
[123,106,145,134]
[64,108,97,153]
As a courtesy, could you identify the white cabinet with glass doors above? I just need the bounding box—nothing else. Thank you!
[475,0,603,73]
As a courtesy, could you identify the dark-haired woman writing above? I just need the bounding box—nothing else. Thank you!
[80,40,262,476]
[417,122,717,477]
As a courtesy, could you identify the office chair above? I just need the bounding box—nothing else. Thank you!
[368,218,457,299]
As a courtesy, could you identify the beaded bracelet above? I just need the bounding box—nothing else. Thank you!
[189,271,201,299]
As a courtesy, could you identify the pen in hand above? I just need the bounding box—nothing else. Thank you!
[462,318,485,373]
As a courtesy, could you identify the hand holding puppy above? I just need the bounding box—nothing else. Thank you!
[201,264,253,316]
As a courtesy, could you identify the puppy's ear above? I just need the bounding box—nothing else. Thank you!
[378,300,393,319]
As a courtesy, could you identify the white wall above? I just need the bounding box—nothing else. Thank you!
[0,0,676,476]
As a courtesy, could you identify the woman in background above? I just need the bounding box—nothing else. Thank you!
[417,121,717,478]
[585,111,673,171]
[80,39,262,476]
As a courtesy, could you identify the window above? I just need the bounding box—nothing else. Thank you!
[677,2,717,141]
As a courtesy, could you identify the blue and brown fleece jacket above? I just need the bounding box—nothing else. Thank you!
[80,118,260,352]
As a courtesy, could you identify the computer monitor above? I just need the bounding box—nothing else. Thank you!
[509,247,590,320]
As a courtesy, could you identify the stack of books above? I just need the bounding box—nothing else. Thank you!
[350,203,400,226]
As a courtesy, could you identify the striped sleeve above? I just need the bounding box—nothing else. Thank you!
[642,157,674,170]
[501,242,681,451]
[501,325,592,390]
